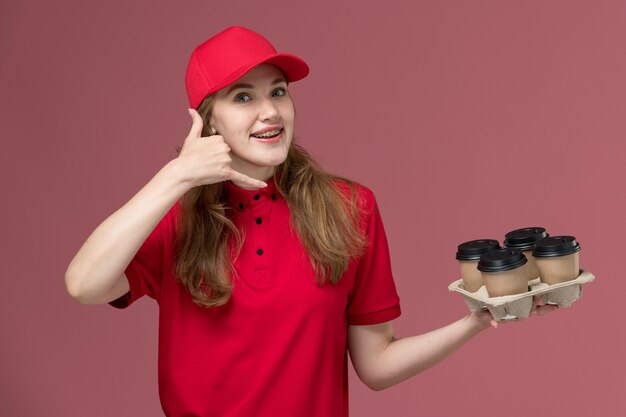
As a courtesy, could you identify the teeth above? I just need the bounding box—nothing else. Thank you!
[252,129,281,138]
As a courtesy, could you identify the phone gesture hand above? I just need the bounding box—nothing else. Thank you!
[179,109,267,189]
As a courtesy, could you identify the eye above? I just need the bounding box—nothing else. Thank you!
[234,93,251,103]
[272,87,287,97]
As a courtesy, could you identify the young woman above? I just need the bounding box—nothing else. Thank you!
[65,26,556,417]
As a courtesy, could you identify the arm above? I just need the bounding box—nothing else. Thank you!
[348,312,490,391]
[64,110,266,305]
[348,301,557,391]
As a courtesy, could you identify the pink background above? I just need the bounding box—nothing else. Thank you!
[2,0,624,416]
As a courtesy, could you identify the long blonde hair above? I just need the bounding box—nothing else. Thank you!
[175,95,367,307]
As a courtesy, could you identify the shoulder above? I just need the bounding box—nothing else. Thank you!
[332,178,377,212]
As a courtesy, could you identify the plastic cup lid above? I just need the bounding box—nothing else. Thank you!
[503,227,549,250]
[477,248,528,272]
[532,236,581,258]
[456,239,501,261]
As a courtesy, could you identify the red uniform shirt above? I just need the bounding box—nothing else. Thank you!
[112,179,400,417]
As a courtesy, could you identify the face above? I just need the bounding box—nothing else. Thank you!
[210,64,295,181]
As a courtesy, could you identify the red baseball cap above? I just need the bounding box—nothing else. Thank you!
[185,26,310,109]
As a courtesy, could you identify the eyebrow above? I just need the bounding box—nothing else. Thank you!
[225,78,286,96]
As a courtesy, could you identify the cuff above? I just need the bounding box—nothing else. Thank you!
[348,303,401,326]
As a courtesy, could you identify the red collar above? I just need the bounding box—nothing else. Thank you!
[224,178,281,211]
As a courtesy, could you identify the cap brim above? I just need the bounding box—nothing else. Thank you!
[261,53,310,82]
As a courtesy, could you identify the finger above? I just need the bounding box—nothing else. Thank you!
[535,295,546,306]
[490,319,498,329]
[531,295,546,313]
[187,108,204,139]
[535,304,559,316]
[228,169,268,189]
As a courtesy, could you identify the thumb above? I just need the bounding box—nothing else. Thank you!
[187,108,204,139]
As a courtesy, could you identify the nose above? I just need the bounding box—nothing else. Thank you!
[258,97,279,122]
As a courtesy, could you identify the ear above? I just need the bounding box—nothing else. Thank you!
[207,116,217,135]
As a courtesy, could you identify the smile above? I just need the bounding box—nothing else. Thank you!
[250,128,283,139]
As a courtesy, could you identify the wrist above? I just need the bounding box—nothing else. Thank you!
[465,311,493,333]
[162,158,196,191]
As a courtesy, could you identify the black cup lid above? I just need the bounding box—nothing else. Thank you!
[456,239,501,261]
[477,248,528,273]
[532,236,581,258]
[503,227,549,250]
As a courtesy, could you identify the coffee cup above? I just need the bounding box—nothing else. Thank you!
[456,239,501,292]
[533,236,581,285]
[503,227,549,282]
[478,248,529,297]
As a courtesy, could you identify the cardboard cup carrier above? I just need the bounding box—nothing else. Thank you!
[450,235,594,321]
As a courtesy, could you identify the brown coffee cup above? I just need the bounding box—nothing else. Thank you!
[456,240,501,292]
[503,227,549,281]
[478,249,529,297]
[533,236,581,285]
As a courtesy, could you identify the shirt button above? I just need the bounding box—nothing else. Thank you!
[239,203,244,210]
[256,218,263,225]
[253,194,261,201]
[271,194,277,201]
[256,249,264,256]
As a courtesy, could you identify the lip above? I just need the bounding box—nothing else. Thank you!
[250,125,283,136]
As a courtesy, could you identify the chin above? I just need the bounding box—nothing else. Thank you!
[258,150,289,167]
[233,148,290,174]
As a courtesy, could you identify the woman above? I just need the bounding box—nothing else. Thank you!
[65,26,555,417]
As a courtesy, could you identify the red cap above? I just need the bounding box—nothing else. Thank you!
[185,26,310,109]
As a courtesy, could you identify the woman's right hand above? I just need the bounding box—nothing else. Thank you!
[176,109,267,189]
